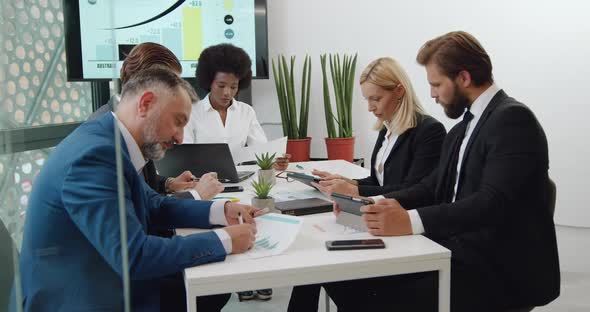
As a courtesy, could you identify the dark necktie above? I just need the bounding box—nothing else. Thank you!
[442,110,474,203]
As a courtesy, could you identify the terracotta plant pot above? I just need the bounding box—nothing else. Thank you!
[251,197,276,212]
[325,137,355,162]
[286,137,312,162]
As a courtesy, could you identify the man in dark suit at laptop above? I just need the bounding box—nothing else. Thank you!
[318,31,560,312]
[90,42,223,201]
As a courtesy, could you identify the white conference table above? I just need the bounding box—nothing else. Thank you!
[177,160,451,312]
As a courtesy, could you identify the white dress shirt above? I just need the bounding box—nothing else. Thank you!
[187,189,201,200]
[112,112,233,253]
[183,94,268,160]
[371,84,501,235]
[374,121,399,186]
[451,84,500,201]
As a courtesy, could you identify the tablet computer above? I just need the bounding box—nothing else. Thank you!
[286,172,322,189]
[331,193,372,216]
[331,193,372,231]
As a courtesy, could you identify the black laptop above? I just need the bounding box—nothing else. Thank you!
[155,144,255,183]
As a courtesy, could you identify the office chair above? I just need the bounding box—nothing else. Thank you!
[505,306,534,312]
[504,177,557,312]
[1,219,17,309]
[548,177,556,216]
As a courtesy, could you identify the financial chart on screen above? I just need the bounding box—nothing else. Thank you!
[77,0,256,79]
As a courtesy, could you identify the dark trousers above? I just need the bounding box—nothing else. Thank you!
[287,273,437,312]
[288,266,504,312]
[150,229,231,311]
[322,272,438,311]
[288,284,321,312]
[160,272,230,312]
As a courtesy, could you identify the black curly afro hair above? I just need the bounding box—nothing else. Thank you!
[196,43,253,92]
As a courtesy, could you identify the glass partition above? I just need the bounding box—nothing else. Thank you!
[1,0,124,310]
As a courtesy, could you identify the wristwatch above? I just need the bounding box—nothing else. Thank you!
[164,177,174,193]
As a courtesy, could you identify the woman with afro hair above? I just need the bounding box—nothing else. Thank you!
[183,43,289,171]
[184,43,288,301]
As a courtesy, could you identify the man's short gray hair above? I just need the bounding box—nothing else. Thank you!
[120,67,198,103]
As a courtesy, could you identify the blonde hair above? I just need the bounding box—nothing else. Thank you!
[360,57,425,135]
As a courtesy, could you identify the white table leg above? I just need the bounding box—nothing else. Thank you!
[187,289,197,312]
[323,287,330,312]
[438,259,451,312]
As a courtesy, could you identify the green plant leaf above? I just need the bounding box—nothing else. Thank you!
[272,57,290,137]
[251,178,273,199]
[299,55,309,139]
[255,152,276,170]
[320,52,357,138]
[320,54,336,138]
[303,56,312,138]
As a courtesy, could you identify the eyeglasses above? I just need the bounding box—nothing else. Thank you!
[275,170,297,183]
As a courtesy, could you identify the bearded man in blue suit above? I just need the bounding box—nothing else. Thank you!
[14,68,259,311]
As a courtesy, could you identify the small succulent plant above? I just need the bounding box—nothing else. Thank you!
[255,152,276,170]
[251,177,273,199]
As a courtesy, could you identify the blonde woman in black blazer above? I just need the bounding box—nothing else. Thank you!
[313,57,446,198]
[289,57,446,312]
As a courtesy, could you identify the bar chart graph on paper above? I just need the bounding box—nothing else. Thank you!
[254,236,280,251]
[236,213,303,259]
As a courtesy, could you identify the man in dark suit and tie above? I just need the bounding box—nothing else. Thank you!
[320,31,560,312]
[90,42,224,201]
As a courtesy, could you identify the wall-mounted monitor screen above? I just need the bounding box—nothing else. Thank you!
[64,0,268,81]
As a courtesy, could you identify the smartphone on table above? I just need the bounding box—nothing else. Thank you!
[325,239,386,250]
[221,185,244,193]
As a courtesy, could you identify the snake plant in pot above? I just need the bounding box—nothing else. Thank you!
[272,54,312,162]
[320,53,358,162]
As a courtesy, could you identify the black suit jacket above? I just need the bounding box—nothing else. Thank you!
[355,114,446,196]
[88,96,173,195]
[386,90,560,308]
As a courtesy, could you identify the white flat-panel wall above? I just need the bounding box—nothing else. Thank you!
[251,0,590,227]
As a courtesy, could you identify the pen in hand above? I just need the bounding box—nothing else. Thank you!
[191,172,219,182]
[238,212,244,225]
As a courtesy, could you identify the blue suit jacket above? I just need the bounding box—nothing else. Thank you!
[15,113,226,311]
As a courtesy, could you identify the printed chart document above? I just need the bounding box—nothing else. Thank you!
[238,213,303,259]
[233,137,288,165]
[176,213,303,260]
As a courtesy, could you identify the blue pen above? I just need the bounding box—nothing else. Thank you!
[296,164,304,170]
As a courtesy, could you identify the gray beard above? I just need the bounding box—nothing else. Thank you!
[141,117,166,160]
[141,141,166,160]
